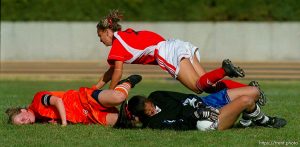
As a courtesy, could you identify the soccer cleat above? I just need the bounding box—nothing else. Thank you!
[249,81,267,106]
[118,75,142,88]
[222,59,245,78]
[254,116,287,128]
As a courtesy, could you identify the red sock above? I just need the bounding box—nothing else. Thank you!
[217,79,247,89]
[196,68,226,92]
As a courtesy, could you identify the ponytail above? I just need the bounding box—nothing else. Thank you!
[97,9,123,32]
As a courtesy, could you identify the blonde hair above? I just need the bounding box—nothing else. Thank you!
[5,107,23,124]
[97,9,123,32]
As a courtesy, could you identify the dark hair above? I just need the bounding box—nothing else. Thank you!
[5,107,24,124]
[97,9,123,32]
[128,95,150,126]
[113,101,134,129]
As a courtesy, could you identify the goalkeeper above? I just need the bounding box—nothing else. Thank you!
[115,82,286,131]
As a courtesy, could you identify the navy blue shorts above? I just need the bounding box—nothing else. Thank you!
[91,90,103,104]
[201,89,230,109]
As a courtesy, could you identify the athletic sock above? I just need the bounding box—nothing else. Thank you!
[255,115,270,125]
[240,106,255,127]
[114,82,131,97]
[217,79,247,89]
[243,104,269,125]
[196,68,226,92]
[239,116,252,127]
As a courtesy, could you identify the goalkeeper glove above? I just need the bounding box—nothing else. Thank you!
[193,106,219,121]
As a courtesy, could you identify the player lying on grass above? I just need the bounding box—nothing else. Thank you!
[114,82,286,130]
[5,75,142,126]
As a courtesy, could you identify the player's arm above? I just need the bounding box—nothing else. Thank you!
[95,66,114,89]
[42,94,67,126]
[148,91,192,106]
[148,116,191,130]
[109,60,123,89]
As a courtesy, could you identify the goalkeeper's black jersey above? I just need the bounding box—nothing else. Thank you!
[144,91,198,130]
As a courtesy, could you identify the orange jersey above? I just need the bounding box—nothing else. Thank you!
[107,28,165,65]
[28,87,118,125]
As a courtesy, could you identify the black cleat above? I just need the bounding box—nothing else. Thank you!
[249,81,267,106]
[255,116,287,128]
[222,59,245,78]
[118,75,142,88]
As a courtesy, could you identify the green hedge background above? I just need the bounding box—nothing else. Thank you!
[1,0,300,21]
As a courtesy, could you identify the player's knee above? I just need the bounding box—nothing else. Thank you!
[112,91,127,103]
[248,86,260,100]
[239,96,255,107]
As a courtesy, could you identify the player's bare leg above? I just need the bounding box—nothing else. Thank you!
[177,58,203,93]
[191,51,206,77]
[98,90,128,107]
[106,113,118,126]
[218,95,256,130]
[226,86,260,102]
[98,75,142,107]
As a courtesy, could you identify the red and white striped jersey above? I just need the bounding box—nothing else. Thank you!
[107,28,165,65]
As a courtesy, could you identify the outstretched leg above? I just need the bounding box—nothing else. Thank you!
[97,75,142,107]
[178,58,245,94]
[177,58,204,93]
[191,53,206,77]
[196,59,245,93]
[216,79,247,89]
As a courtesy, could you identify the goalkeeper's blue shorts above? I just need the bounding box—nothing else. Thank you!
[201,89,231,109]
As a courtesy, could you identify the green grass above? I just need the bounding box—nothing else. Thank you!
[1,79,300,146]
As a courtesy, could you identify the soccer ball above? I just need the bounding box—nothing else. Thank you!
[196,120,216,131]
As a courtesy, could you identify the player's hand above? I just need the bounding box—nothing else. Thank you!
[194,99,205,108]
[182,96,204,108]
[194,106,219,121]
[91,85,99,90]
[62,121,67,127]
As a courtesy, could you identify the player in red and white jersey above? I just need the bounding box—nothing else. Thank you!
[108,28,164,65]
[95,10,267,106]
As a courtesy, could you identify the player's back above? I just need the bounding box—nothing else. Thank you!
[116,28,165,50]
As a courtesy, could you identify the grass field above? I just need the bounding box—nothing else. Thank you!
[0,79,299,146]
